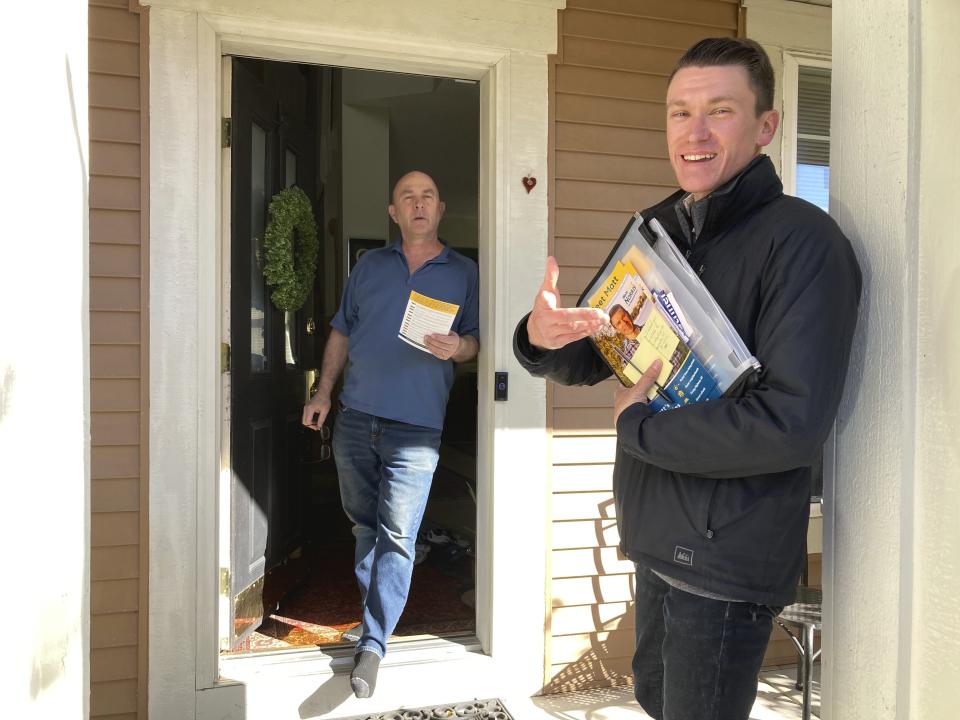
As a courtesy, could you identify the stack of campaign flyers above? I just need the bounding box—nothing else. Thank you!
[577,212,760,413]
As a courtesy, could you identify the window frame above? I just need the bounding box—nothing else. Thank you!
[781,51,832,198]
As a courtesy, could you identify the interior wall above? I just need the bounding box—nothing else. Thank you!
[1,2,89,718]
[341,69,480,259]
[341,104,390,257]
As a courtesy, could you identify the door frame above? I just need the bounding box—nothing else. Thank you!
[150,6,557,717]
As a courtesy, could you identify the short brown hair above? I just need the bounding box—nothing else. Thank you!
[669,37,775,116]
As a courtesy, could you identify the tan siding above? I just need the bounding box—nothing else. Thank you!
[91,546,139,582]
[557,65,667,101]
[563,8,729,48]
[551,464,613,492]
[89,5,139,42]
[553,602,634,635]
[91,446,139,481]
[545,0,741,693]
[552,492,617,521]
[552,519,620,549]
[90,679,138,716]
[89,2,147,717]
[546,657,632,694]
[90,277,141,311]
[90,76,140,111]
[90,108,141,144]
[552,548,635,578]
[553,574,635,607]
[90,244,141,278]
[91,311,140,344]
[91,142,142,177]
[551,629,635,664]
[562,36,685,75]
[91,512,140,546]
[91,579,140,614]
[90,176,141,210]
[90,346,140,379]
[556,123,667,157]
[91,612,139,649]
[92,646,139,682]
[565,0,740,29]
[90,209,140,244]
[92,479,140,513]
[89,41,141,77]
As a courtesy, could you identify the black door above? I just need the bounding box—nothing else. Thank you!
[228,58,326,648]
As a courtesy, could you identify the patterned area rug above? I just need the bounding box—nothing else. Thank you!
[327,698,514,720]
[235,540,475,652]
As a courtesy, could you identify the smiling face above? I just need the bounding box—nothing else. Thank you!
[388,171,445,242]
[666,65,779,201]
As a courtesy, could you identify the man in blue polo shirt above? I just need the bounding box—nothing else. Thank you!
[302,170,479,698]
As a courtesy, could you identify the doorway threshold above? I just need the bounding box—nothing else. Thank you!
[220,633,482,680]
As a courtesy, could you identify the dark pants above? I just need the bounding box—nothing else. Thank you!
[632,564,781,720]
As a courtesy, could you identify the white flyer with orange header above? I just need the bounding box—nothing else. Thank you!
[398,290,459,352]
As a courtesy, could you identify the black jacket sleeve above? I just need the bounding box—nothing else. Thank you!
[616,217,862,479]
[512,313,613,387]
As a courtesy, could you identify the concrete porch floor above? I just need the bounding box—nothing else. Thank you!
[503,663,821,720]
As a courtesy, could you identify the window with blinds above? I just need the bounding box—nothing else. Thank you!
[796,65,831,212]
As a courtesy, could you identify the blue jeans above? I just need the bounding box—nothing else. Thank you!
[332,405,441,658]
[632,564,781,720]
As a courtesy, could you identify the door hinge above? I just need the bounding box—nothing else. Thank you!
[220,567,231,596]
[221,117,232,148]
[221,342,231,373]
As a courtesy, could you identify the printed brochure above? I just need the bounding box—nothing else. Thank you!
[578,213,760,412]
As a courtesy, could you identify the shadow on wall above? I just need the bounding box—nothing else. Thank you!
[0,366,14,422]
[31,603,72,699]
[543,495,636,696]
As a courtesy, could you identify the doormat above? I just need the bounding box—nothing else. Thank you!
[328,698,514,720]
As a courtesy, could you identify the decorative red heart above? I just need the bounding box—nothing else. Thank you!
[522,175,537,193]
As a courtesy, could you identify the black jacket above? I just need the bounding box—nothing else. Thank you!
[514,156,861,605]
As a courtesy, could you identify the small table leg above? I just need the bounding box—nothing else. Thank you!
[801,622,815,720]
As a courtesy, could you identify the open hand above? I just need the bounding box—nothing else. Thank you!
[613,359,663,424]
[527,256,608,350]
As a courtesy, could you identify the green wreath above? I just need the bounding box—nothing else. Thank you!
[262,186,319,311]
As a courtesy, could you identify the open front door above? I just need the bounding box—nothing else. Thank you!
[226,57,326,649]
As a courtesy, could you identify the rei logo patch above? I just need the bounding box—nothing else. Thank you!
[673,546,694,566]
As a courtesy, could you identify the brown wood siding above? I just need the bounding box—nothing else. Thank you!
[545,0,742,694]
[89,1,148,717]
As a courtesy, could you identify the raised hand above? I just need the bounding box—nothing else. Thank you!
[527,256,608,350]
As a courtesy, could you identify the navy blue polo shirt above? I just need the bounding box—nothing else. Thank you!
[331,241,480,429]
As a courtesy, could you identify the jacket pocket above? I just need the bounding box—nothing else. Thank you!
[702,478,720,536]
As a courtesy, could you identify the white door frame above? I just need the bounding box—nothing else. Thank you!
[149,5,557,717]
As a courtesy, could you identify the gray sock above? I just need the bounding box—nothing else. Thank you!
[350,650,381,699]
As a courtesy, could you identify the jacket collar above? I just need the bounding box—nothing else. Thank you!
[643,154,783,253]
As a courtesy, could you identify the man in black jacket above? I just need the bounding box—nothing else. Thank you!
[514,38,861,720]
